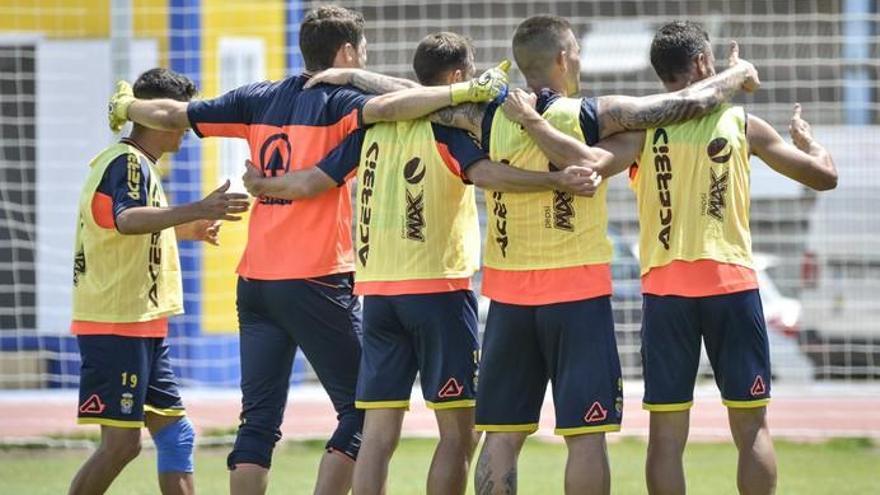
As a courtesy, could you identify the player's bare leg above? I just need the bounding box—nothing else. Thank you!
[474,431,527,495]
[314,449,356,495]
[564,432,610,495]
[427,408,479,495]
[68,425,142,495]
[352,408,405,495]
[646,410,690,495]
[146,413,195,495]
[728,407,777,495]
[230,463,269,495]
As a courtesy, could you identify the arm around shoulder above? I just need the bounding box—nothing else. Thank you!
[596,41,759,138]
[465,159,601,196]
[429,103,485,137]
[241,161,337,200]
[127,98,192,131]
[592,131,646,179]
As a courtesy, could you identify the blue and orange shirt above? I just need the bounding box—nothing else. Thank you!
[480,89,613,305]
[318,121,485,296]
[90,138,151,229]
[187,76,374,280]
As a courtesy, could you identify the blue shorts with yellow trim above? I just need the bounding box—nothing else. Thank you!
[475,296,623,436]
[356,290,479,411]
[77,335,184,428]
[641,289,771,411]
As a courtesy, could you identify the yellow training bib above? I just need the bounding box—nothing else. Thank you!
[484,97,612,270]
[355,120,480,282]
[72,143,183,323]
[633,105,752,276]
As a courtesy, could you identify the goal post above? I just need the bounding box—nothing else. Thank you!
[0,0,877,390]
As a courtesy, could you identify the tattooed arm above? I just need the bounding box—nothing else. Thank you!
[307,65,506,125]
[351,70,420,92]
[304,68,419,93]
[429,103,487,139]
[597,41,760,139]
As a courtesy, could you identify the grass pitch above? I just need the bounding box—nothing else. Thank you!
[1,437,877,494]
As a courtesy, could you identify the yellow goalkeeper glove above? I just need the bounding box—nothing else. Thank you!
[450,59,511,105]
[108,80,135,133]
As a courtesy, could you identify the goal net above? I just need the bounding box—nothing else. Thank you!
[0,0,877,390]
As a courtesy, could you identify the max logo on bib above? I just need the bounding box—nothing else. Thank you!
[79,394,107,414]
[750,375,767,397]
[552,191,575,231]
[403,157,426,242]
[584,401,608,423]
[707,168,729,221]
[705,137,731,222]
[438,378,464,398]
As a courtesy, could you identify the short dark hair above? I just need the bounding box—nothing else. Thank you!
[300,5,365,72]
[132,68,196,102]
[412,32,473,86]
[512,15,572,80]
[650,21,711,83]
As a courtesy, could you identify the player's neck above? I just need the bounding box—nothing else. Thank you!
[666,72,705,92]
[665,80,689,92]
[525,77,567,96]
[124,130,163,162]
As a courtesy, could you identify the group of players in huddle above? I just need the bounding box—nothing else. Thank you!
[67,4,837,495]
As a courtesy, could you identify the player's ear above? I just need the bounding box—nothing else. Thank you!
[451,68,464,84]
[694,52,709,78]
[557,49,568,72]
[343,42,356,63]
[333,42,354,66]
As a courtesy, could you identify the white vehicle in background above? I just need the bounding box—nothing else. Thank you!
[755,255,814,382]
[698,254,815,382]
[799,189,880,378]
[626,243,813,382]
[797,126,880,378]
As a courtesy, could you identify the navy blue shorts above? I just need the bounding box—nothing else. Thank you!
[476,296,623,436]
[77,335,184,428]
[357,290,479,410]
[231,273,364,468]
[641,289,771,411]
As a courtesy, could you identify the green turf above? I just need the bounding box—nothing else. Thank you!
[1,438,877,494]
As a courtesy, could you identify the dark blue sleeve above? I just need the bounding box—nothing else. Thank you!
[579,97,600,146]
[96,153,149,219]
[315,129,365,186]
[325,86,375,129]
[480,99,502,152]
[431,124,488,181]
[187,81,269,138]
